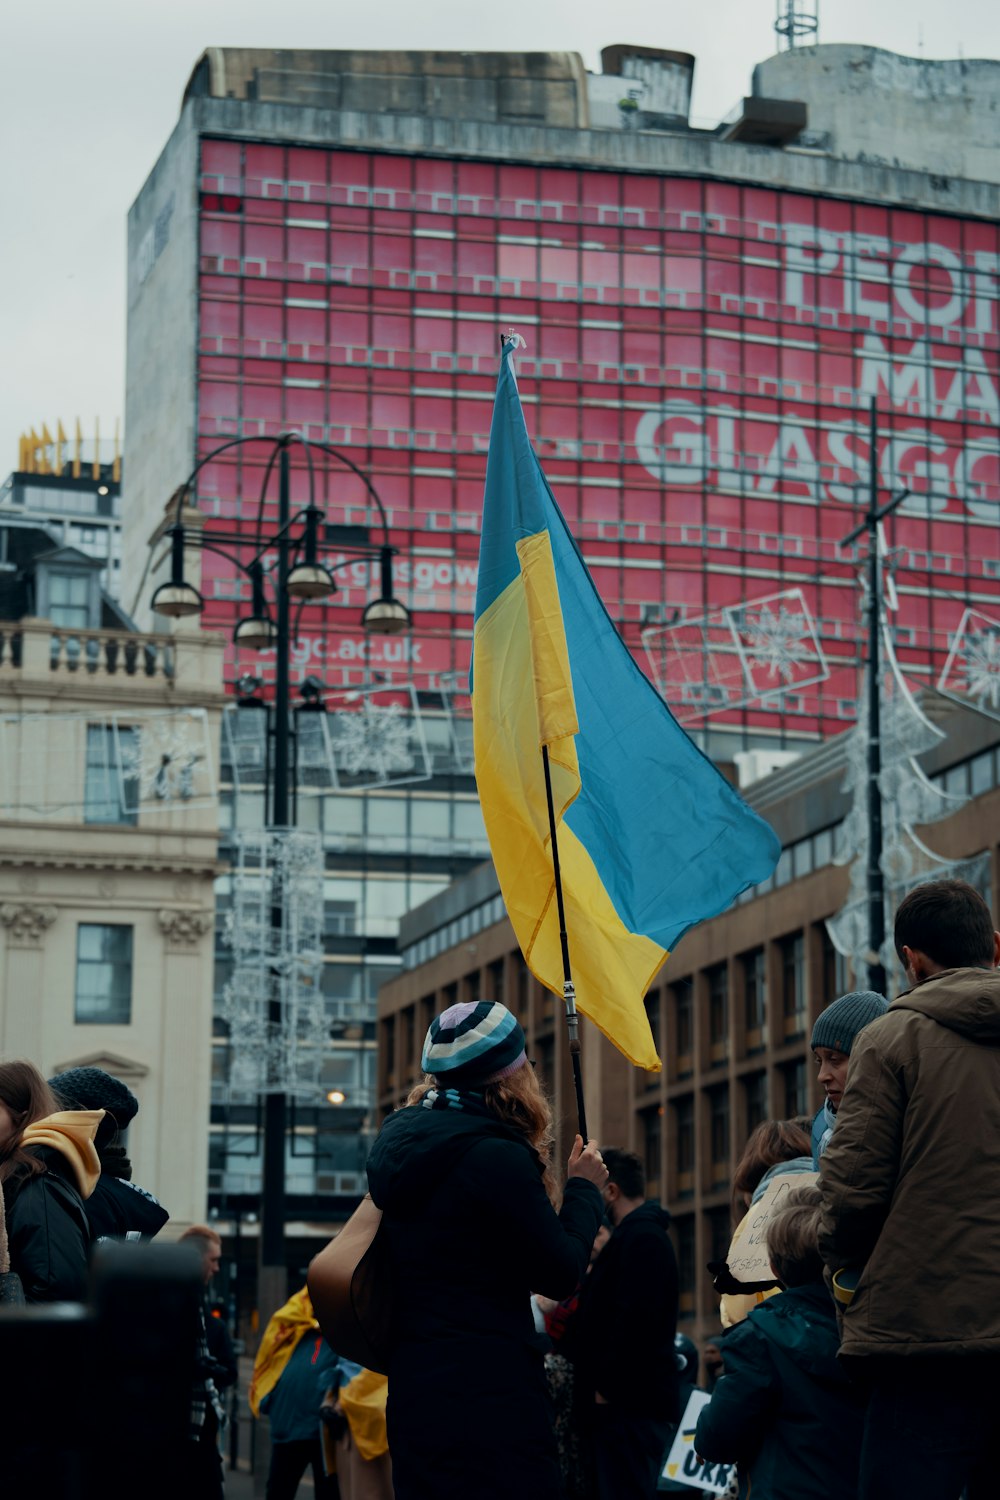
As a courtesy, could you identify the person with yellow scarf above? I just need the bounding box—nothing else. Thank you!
[322,1364,392,1500]
[251,1287,341,1499]
[0,1059,103,1302]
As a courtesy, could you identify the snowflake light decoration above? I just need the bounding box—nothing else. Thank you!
[335,699,415,779]
[726,589,828,696]
[118,711,212,808]
[938,608,1000,724]
[641,588,828,726]
[959,628,1000,711]
[741,606,813,683]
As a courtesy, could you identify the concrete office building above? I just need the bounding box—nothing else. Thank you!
[122,37,1000,1255]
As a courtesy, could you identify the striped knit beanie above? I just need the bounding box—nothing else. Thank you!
[421,1001,527,1088]
[811,990,888,1055]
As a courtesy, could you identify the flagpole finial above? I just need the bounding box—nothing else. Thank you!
[500,328,527,350]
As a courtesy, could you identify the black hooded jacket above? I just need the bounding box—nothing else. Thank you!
[695,1282,866,1499]
[3,1145,91,1303]
[365,1099,603,1500]
[86,1174,169,1242]
[567,1199,680,1419]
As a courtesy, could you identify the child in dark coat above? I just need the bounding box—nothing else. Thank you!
[694,1186,865,1500]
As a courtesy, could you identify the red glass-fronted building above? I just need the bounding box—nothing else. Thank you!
[122,42,1000,1247]
[142,136,1000,748]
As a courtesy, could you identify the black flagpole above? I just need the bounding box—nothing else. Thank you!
[541,744,589,1142]
[500,329,588,1141]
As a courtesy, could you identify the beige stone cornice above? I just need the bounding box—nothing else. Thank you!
[0,850,223,877]
[0,677,227,711]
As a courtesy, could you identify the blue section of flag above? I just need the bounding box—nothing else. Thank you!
[477,347,781,953]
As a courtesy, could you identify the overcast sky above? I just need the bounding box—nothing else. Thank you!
[3,0,999,474]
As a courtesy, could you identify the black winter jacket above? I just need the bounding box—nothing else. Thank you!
[366,1100,603,1500]
[86,1173,169,1242]
[694,1281,866,1500]
[568,1200,680,1419]
[3,1145,91,1303]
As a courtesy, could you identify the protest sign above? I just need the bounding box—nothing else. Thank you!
[660,1390,736,1496]
[726,1172,818,1285]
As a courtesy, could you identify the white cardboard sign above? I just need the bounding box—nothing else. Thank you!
[661,1390,736,1495]
[726,1171,819,1284]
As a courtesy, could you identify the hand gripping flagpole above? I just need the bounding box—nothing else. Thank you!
[541,744,589,1143]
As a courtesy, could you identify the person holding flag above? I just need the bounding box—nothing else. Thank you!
[364,1000,609,1500]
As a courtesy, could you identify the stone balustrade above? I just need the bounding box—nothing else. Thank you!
[1,617,227,701]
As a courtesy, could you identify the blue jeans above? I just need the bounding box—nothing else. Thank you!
[859,1360,996,1500]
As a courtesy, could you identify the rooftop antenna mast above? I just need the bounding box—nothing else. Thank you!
[775,0,818,49]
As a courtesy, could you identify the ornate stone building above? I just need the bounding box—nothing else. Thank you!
[0,528,225,1231]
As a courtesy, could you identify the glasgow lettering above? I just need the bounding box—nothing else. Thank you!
[633,400,1000,517]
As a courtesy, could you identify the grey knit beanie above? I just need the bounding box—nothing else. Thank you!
[811,991,888,1054]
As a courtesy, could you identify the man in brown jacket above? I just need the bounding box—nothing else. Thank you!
[818,878,1000,1500]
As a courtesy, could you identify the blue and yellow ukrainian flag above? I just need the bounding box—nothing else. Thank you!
[472,344,780,1070]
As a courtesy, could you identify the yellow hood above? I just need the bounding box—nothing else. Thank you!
[21,1110,104,1199]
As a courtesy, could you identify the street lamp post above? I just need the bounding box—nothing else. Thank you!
[151,430,410,1319]
[840,399,909,995]
[261,441,292,1309]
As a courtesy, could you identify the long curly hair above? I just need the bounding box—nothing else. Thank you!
[407,1062,557,1199]
[0,1060,61,1184]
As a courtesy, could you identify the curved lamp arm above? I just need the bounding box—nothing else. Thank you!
[170,430,387,550]
[303,438,392,544]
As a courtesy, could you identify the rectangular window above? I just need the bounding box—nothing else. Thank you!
[75,924,133,1024]
[380,1018,396,1090]
[782,1059,808,1119]
[674,1096,694,1196]
[709,1085,730,1184]
[672,979,694,1076]
[744,1070,768,1134]
[642,1105,663,1191]
[84,726,139,826]
[708,1206,732,1268]
[402,1006,416,1070]
[675,1215,697,1317]
[970,750,994,797]
[819,923,848,1006]
[781,932,806,1040]
[486,958,505,1004]
[708,963,728,1063]
[535,1036,555,1094]
[743,948,767,1051]
[48,571,91,630]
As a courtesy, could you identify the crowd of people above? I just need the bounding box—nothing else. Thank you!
[2,876,996,1500]
[694,877,998,1500]
[348,876,997,1500]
